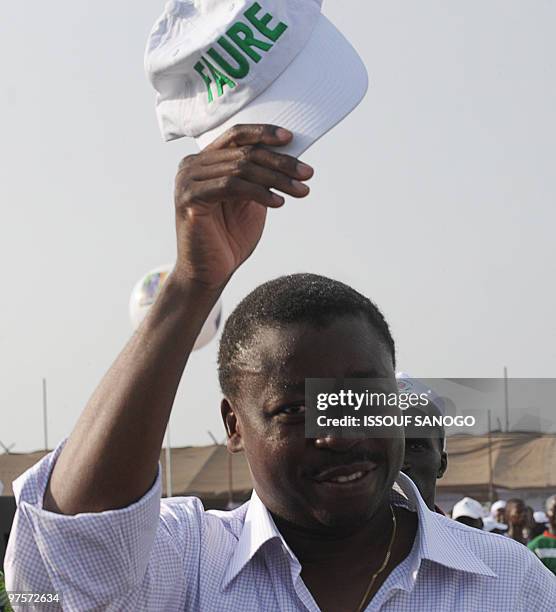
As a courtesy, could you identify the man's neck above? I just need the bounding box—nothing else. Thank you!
[271,503,418,612]
[548,523,556,537]
[271,501,395,565]
[424,493,435,512]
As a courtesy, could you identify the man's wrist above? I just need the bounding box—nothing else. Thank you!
[145,269,224,341]
[166,268,225,305]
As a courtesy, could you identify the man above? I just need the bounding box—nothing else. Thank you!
[531,511,549,540]
[528,495,556,575]
[5,126,555,610]
[505,498,530,544]
[490,500,507,525]
[397,376,447,513]
[451,497,484,530]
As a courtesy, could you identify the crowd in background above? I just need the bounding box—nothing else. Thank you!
[449,495,556,575]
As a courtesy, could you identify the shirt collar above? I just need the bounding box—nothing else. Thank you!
[222,472,496,589]
[221,489,286,588]
[394,472,496,579]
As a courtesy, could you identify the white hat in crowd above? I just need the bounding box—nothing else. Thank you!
[452,497,486,521]
[533,511,549,525]
[490,499,506,515]
[482,516,508,533]
[145,0,368,156]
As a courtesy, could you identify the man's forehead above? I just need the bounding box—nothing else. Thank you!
[228,317,394,405]
[228,325,297,375]
[236,316,388,364]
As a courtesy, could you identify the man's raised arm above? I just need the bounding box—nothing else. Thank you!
[44,124,313,514]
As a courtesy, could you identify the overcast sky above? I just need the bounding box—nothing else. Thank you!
[1,1,555,452]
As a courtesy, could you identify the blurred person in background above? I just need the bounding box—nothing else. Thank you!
[530,511,549,540]
[523,506,536,542]
[528,495,556,575]
[451,497,484,530]
[505,499,529,545]
[0,570,13,612]
[397,374,448,514]
[490,500,507,525]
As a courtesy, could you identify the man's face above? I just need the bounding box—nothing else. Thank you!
[401,430,447,510]
[221,314,403,531]
[506,500,528,528]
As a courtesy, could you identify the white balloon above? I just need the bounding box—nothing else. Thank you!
[129,264,223,351]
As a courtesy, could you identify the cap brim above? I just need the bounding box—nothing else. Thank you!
[195,14,368,157]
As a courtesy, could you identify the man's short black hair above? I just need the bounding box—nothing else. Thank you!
[218,273,396,399]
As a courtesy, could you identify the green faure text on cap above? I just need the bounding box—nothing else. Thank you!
[194,2,288,104]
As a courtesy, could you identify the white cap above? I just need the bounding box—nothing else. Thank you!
[534,511,549,524]
[452,497,486,521]
[395,372,446,413]
[482,516,508,532]
[490,499,507,515]
[145,0,368,156]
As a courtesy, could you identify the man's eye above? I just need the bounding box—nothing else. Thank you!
[279,404,306,416]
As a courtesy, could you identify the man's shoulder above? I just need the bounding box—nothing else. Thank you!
[432,512,542,573]
[159,495,249,537]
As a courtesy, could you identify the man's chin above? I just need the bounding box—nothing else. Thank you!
[311,507,374,531]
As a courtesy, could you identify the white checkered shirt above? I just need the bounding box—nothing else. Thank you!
[5,444,556,611]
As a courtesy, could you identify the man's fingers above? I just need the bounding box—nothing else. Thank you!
[185,177,285,208]
[194,146,314,181]
[189,161,310,198]
[249,146,314,180]
[203,124,293,151]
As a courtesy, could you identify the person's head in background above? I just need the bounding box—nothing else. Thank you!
[451,497,484,530]
[546,494,556,535]
[490,500,506,524]
[505,498,529,543]
[397,375,447,511]
[530,511,549,540]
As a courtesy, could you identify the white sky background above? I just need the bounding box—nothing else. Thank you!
[1,1,555,452]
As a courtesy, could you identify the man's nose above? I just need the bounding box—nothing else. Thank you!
[313,435,361,452]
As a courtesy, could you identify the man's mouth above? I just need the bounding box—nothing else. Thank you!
[313,461,379,485]
[327,470,366,484]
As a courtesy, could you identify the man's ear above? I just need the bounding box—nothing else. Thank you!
[437,451,448,479]
[221,398,244,453]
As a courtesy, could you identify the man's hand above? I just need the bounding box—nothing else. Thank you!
[173,124,314,288]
